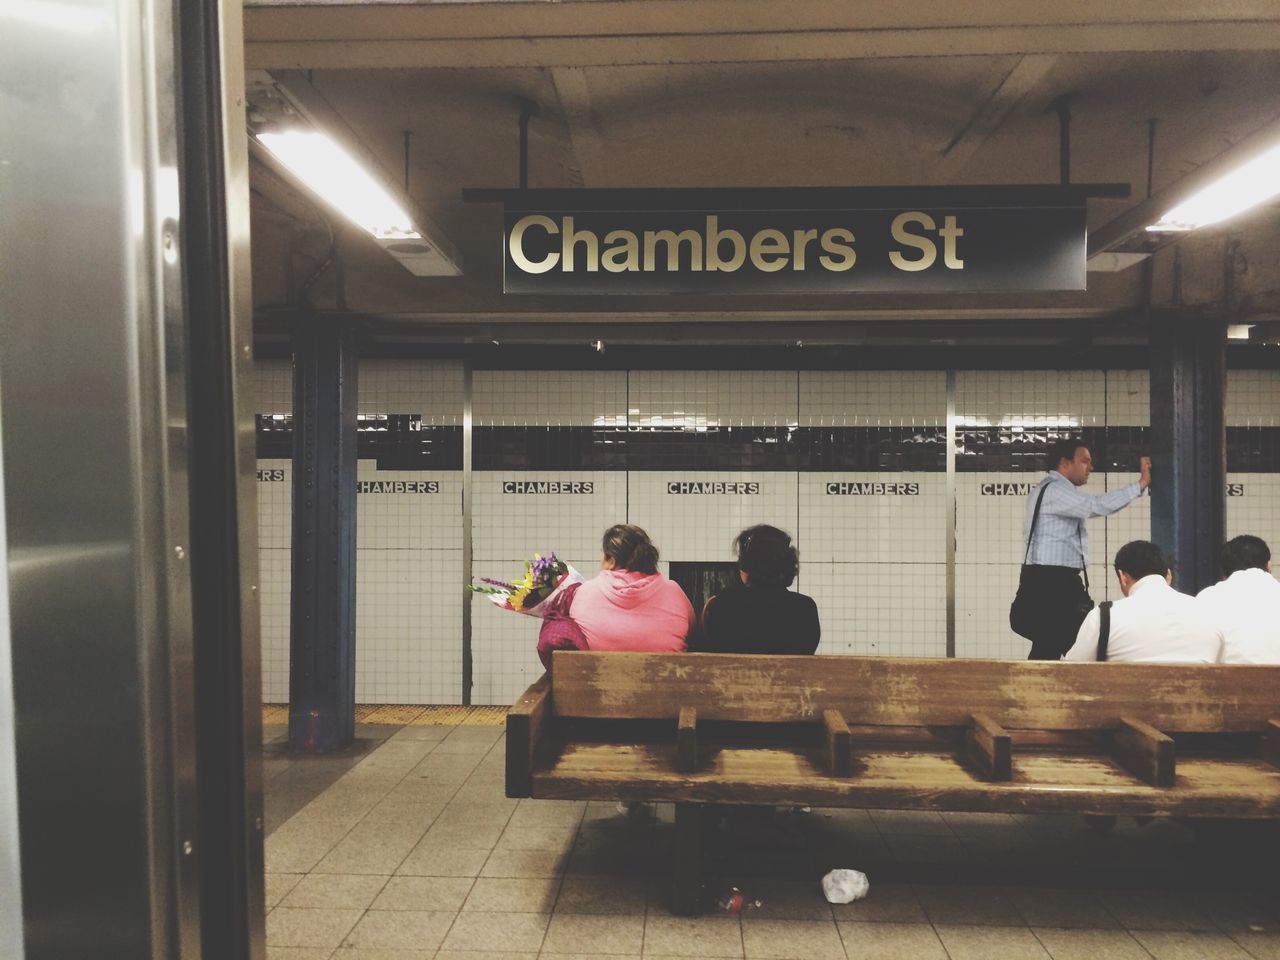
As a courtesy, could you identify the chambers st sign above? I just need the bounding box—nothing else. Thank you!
[463,185,1127,295]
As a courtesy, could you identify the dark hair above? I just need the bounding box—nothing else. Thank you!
[1221,535,1271,576]
[601,523,659,575]
[734,524,799,588]
[1114,540,1169,581]
[1049,437,1089,470]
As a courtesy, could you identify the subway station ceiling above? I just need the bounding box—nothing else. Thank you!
[242,1,1280,347]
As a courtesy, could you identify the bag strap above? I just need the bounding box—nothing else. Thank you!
[1096,600,1113,661]
[1023,481,1050,566]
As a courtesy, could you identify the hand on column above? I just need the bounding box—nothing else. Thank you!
[1139,456,1152,490]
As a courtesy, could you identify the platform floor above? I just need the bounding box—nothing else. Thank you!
[263,719,1280,960]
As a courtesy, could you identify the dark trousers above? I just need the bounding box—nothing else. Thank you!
[1019,565,1093,661]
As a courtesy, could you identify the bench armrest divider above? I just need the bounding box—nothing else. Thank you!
[507,673,551,798]
[677,707,698,774]
[1263,719,1280,768]
[824,710,853,777]
[965,714,1013,781]
[1112,716,1175,788]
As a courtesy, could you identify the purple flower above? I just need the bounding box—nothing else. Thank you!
[480,577,517,590]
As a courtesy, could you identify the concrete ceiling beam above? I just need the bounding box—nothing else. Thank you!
[934,55,1058,182]
[244,1,1280,70]
[550,67,605,188]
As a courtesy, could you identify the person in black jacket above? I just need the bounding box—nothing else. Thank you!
[698,524,821,654]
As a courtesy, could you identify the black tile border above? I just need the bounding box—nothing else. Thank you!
[256,420,1280,473]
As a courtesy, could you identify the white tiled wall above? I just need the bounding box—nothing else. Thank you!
[256,364,1280,705]
[1106,369,1150,425]
[630,370,798,427]
[956,370,1106,429]
[251,359,293,702]
[356,361,463,703]
[799,371,945,426]
[474,369,627,426]
[1226,370,1280,427]
[800,473,946,656]
[355,466,462,703]
[1226,370,1280,580]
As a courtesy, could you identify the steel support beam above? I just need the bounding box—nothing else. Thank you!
[178,0,265,949]
[1149,309,1226,594]
[289,318,358,752]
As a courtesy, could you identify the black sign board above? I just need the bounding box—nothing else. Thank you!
[463,185,1128,295]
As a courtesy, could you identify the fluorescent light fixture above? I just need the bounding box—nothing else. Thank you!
[1147,142,1280,233]
[1227,324,1255,340]
[257,129,420,240]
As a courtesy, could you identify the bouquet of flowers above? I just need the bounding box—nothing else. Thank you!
[468,551,584,618]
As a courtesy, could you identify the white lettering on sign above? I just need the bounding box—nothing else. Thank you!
[825,482,920,495]
[356,481,440,494]
[509,215,900,276]
[667,482,761,494]
[888,212,965,272]
[502,481,595,494]
[981,482,1036,496]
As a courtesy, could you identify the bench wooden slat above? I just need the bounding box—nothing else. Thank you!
[551,652,1280,733]
[965,714,1012,781]
[506,674,550,798]
[531,741,1280,817]
[823,709,852,777]
[1111,717,1175,788]
[677,707,698,774]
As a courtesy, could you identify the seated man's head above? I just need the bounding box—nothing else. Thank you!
[734,524,799,587]
[1113,540,1171,597]
[1050,437,1093,487]
[600,523,659,574]
[1221,534,1272,577]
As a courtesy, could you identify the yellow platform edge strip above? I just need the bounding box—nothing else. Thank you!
[262,704,506,726]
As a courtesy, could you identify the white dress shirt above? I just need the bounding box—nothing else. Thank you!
[1195,567,1280,664]
[1065,575,1224,663]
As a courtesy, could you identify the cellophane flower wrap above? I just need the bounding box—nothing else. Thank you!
[467,552,584,618]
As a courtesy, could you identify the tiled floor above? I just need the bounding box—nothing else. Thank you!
[263,722,1280,960]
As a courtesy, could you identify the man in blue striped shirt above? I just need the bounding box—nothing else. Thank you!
[1019,438,1151,660]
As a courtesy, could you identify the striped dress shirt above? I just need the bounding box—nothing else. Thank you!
[1022,471,1143,569]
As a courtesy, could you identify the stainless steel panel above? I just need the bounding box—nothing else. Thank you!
[0,0,200,956]
[219,0,268,952]
[0,404,25,960]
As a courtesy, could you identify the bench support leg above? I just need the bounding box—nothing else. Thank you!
[672,802,704,916]
[1262,720,1280,767]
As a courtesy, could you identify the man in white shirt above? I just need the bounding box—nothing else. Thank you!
[1196,535,1280,664]
[1065,540,1224,663]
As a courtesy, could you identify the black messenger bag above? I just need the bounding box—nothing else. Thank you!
[1009,481,1093,641]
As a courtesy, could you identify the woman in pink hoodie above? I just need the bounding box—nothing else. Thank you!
[569,524,695,652]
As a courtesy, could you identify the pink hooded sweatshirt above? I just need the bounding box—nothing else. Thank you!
[569,569,695,653]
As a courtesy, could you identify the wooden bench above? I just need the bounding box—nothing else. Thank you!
[507,652,1280,914]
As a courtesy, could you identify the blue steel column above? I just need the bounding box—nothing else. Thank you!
[289,317,358,752]
[1148,308,1226,594]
